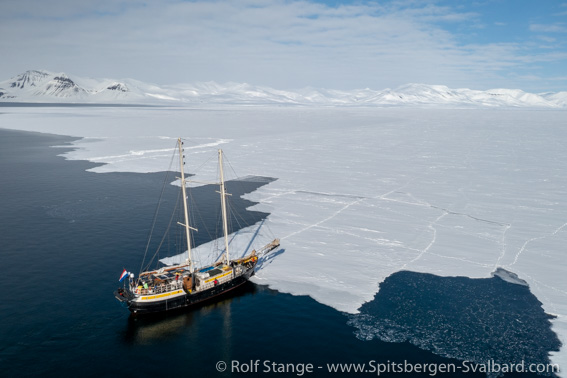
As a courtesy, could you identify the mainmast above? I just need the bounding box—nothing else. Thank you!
[178,139,194,272]
[218,149,230,264]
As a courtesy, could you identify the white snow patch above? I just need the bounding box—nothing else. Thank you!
[145,93,180,101]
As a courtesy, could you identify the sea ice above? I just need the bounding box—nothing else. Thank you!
[3,105,566,372]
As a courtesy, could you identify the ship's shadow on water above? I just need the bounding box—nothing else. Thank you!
[348,270,561,376]
[122,282,257,344]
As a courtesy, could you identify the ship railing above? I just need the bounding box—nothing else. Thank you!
[135,281,183,296]
[197,271,235,291]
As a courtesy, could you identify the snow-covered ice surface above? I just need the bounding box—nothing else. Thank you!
[2,105,566,371]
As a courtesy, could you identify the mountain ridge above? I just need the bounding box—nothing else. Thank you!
[1,69,566,108]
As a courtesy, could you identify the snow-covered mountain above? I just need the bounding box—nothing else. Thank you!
[1,69,566,108]
[0,70,149,103]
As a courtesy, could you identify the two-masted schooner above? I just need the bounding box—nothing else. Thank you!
[114,138,279,315]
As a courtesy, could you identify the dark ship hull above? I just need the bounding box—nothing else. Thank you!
[115,266,255,315]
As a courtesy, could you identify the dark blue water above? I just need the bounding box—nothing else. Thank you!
[349,271,561,376]
[0,128,559,377]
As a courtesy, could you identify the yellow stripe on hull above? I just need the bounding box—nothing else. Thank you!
[204,271,232,283]
[140,289,184,301]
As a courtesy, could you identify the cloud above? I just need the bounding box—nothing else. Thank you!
[530,23,567,33]
[0,0,149,20]
[0,0,566,91]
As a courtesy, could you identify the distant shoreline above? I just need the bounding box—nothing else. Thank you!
[0,126,79,144]
[0,102,162,108]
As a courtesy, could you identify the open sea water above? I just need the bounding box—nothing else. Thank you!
[0,128,560,377]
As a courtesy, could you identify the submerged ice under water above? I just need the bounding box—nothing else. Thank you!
[348,270,561,375]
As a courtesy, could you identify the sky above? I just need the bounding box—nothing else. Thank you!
[1,0,566,92]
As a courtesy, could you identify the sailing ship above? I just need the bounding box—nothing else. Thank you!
[114,138,279,315]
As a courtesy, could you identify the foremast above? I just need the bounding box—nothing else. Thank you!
[178,138,195,273]
[218,149,230,265]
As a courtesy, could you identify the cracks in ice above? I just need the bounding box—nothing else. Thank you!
[401,212,448,270]
[494,224,512,269]
[259,190,297,202]
[428,204,509,227]
[508,222,567,267]
[315,223,405,248]
[264,184,529,273]
[378,177,418,203]
[379,189,511,269]
[380,188,509,228]
[260,189,366,203]
[426,251,494,268]
[295,190,366,200]
[281,196,366,241]
[379,192,430,207]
